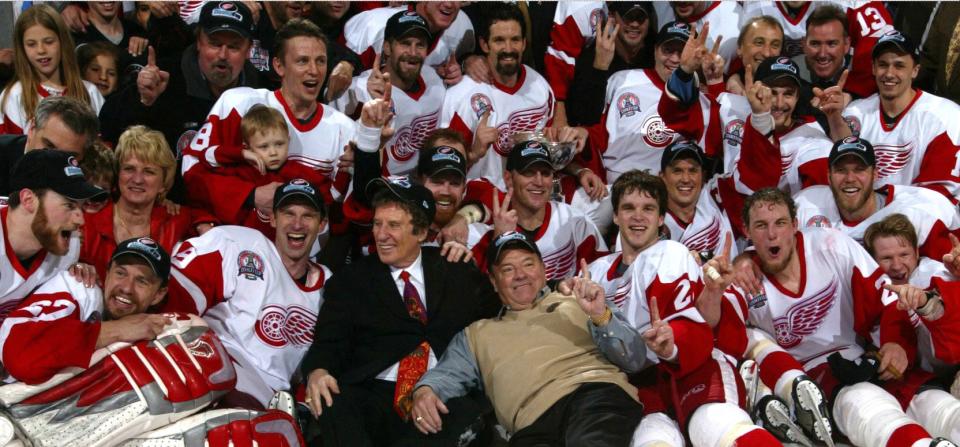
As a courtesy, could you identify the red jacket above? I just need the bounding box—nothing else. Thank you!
[80,201,215,281]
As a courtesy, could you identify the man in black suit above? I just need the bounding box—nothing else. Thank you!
[302,176,501,446]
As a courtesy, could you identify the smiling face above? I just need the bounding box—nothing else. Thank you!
[671,1,707,20]
[373,202,426,268]
[661,158,703,210]
[103,258,166,319]
[871,235,918,285]
[423,172,465,227]
[654,40,683,81]
[417,1,460,31]
[746,201,798,275]
[768,79,798,129]
[246,128,289,171]
[23,23,61,82]
[88,2,121,21]
[275,36,327,106]
[739,22,784,73]
[614,10,650,48]
[803,20,850,79]
[271,201,324,264]
[481,19,525,79]
[614,189,664,254]
[490,248,546,310]
[873,51,919,102]
[83,53,118,96]
[316,1,348,20]
[506,165,553,215]
[828,156,876,218]
[197,30,251,90]
[118,155,165,207]
[30,190,85,256]
[384,34,428,87]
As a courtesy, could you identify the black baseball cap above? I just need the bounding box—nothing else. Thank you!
[112,237,171,283]
[607,2,651,20]
[486,231,542,271]
[829,136,876,167]
[384,10,432,42]
[656,21,692,46]
[417,145,467,179]
[366,175,437,222]
[273,179,326,216]
[506,140,553,172]
[661,140,705,172]
[199,1,255,39]
[755,56,802,86]
[9,149,107,201]
[872,30,918,61]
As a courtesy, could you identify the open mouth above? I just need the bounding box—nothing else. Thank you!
[767,246,782,258]
[840,186,860,199]
[303,80,319,91]
[435,196,455,210]
[287,232,307,248]
[60,230,72,244]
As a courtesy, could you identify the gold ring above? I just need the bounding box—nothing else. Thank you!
[304,397,312,403]
[415,416,424,422]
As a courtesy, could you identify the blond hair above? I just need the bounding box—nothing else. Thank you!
[863,213,919,257]
[2,5,90,125]
[241,104,289,142]
[116,126,176,201]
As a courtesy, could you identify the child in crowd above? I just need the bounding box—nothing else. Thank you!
[0,4,104,135]
[79,142,116,213]
[77,42,120,98]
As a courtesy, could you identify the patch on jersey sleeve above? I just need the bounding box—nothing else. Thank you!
[237,250,265,280]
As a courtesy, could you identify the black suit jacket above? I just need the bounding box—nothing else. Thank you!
[301,247,501,385]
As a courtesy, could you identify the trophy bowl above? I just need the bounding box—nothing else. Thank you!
[511,130,577,171]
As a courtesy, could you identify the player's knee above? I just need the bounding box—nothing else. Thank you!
[834,382,916,446]
[908,389,960,440]
[631,412,683,447]
[688,402,759,447]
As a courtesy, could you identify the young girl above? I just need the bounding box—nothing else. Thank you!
[78,42,120,97]
[0,4,104,135]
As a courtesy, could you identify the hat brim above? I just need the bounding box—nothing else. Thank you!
[55,181,108,202]
[390,26,432,42]
[662,147,704,171]
[761,73,802,87]
[203,25,252,39]
[275,191,323,211]
[424,165,466,180]
[510,158,554,173]
[872,41,915,60]
[111,249,168,280]
[830,151,874,167]
[487,239,541,270]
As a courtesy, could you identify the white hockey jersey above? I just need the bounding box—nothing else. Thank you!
[0,272,102,383]
[794,184,960,260]
[588,252,633,309]
[343,5,475,70]
[722,229,904,370]
[664,183,739,259]
[842,90,960,198]
[333,67,445,176]
[441,65,555,189]
[467,201,606,279]
[0,206,81,322]
[656,1,741,73]
[733,116,832,196]
[543,1,605,101]
[0,80,104,135]
[165,226,331,406]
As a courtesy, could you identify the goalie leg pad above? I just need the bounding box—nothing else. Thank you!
[834,382,931,447]
[688,402,778,447]
[630,412,683,447]
[907,389,960,441]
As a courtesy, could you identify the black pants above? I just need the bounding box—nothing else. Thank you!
[309,379,486,447]
[509,382,643,447]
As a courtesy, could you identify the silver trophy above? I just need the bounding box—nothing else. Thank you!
[511,131,578,202]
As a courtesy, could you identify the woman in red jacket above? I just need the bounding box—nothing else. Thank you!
[81,125,215,281]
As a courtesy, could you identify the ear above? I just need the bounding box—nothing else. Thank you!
[657,213,664,228]
[272,56,285,77]
[269,209,278,229]
[911,62,920,80]
[488,271,498,292]
[479,37,490,54]
[150,286,168,307]
[19,188,39,213]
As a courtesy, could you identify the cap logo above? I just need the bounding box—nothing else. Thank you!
[520,147,548,158]
[212,2,243,22]
[282,180,316,196]
[836,139,868,153]
[399,12,426,25]
[64,156,83,177]
[386,175,412,189]
[128,238,163,261]
[668,22,690,36]
[495,231,529,248]
[880,30,905,43]
[432,152,461,164]
[770,59,798,74]
[238,250,265,280]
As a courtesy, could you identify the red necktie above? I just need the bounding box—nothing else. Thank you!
[394,270,430,419]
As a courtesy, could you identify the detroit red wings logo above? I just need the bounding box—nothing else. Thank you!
[255,304,317,347]
[873,143,913,179]
[682,216,721,253]
[772,281,838,348]
[390,111,440,162]
[641,115,676,148]
[494,102,552,156]
[542,239,577,280]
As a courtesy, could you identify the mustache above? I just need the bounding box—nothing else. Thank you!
[497,52,520,61]
[398,56,424,65]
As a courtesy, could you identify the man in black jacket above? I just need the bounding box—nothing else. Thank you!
[302,177,501,446]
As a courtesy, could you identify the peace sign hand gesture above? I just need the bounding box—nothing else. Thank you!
[643,296,676,361]
[701,34,725,86]
[492,189,518,237]
[593,17,620,71]
[679,22,712,74]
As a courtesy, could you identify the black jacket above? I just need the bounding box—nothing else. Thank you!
[301,247,501,385]
[0,135,27,197]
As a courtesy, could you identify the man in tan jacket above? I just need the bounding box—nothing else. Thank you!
[409,231,643,445]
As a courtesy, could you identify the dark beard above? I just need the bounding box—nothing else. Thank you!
[495,52,520,77]
[31,201,68,256]
[392,57,423,87]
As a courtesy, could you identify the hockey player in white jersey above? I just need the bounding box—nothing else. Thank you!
[440,3,555,189]
[468,140,606,279]
[0,149,106,321]
[334,10,445,177]
[583,170,781,447]
[182,19,360,224]
[825,31,960,199]
[342,2,474,85]
[707,188,956,447]
[794,136,960,260]
[163,179,333,409]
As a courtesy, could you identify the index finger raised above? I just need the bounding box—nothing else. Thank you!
[372,52,382,74]
[579,258,590,280]
[649,296,661,323]
[836,69,849,90]
[147,46,156,67]
[722,232,733,259]
[744,64,754,87]
[501,189,512,211]
[950,233,960,249]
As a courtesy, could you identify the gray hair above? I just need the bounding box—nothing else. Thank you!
[33,96,100,148]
